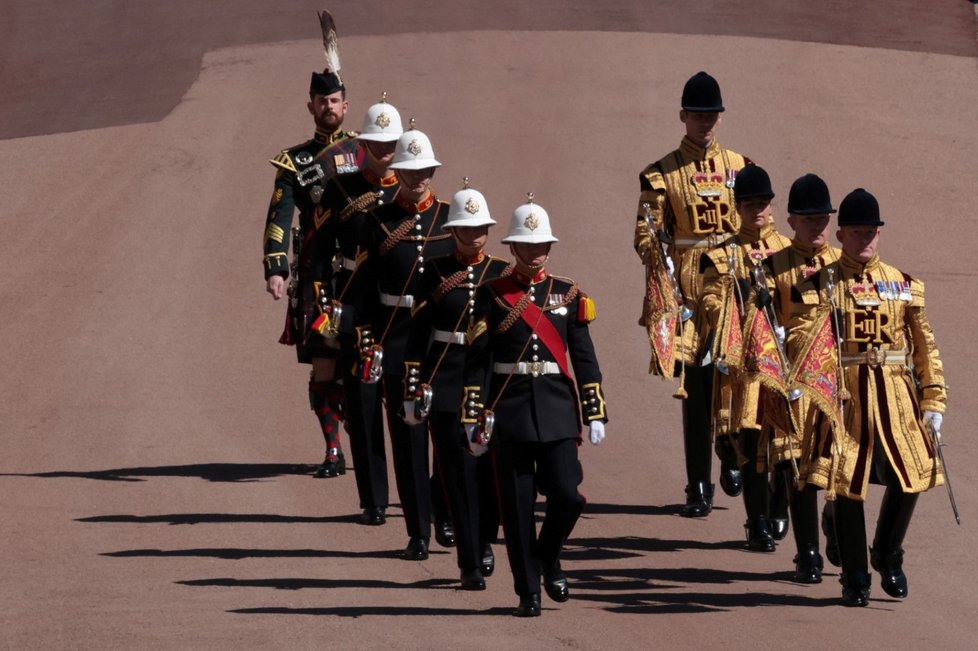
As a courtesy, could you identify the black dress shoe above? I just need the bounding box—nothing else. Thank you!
[513,593,541,617]
[403,537,429,561]
[771,517,790,541]
[460,568,486,591]
[314,452,346,478]
[719,468,743,497]
[434,520,456,548]
[745,517,776,552]
[871,547,908,598]
[543,565,569,603]
[792,547,824,584]
[359,507,386,526]
[481,544,495,577]
[840,572,871,607]
[680,481,714,518]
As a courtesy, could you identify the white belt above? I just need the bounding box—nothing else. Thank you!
[493,361,560,376]
[433,329,466,345]
[339,257,357,271]
[841,349,907,368]
[380,292,414,308]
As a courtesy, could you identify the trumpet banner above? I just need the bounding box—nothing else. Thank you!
[642,254,679,377]
[787,306,842,436]
[713,277,743,373]
[742,303,791,434]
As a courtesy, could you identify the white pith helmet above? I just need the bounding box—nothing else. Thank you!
[357,92,403,142]
[443,179,496,230]
[501,193,558,243]
[388,119,441,170]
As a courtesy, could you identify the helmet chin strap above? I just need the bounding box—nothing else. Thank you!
[512,246,548,275]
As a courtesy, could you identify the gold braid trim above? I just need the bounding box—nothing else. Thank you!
[339,191,382,222]
[379,219,417,256]
[432,269,470,303]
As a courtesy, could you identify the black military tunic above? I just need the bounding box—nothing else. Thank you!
[308,166,400,511]
[464,269,607,598]
[405,251,511,573]
[361,191,455,540]
[261,127,362,362]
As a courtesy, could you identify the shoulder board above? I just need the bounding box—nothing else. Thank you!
[270,150,297,173]
[640,163,667,192]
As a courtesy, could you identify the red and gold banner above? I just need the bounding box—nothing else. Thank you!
[642,250,680,377]
[713,277,743,372]
[788,306,842,435]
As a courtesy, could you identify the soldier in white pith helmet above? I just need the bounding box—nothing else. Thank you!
[464,194,608,617]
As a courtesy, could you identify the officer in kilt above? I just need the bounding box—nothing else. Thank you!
[261,11,363,477]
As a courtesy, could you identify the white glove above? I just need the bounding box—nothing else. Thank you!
[923,411,943,433]
[774,325,786,346]
[664,255,675,276]
[465,424,489,456]
[588,421,606,445]
[402,400,423,426]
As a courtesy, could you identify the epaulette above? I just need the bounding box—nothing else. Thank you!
[270,150,297,173]
[640,163,667,192]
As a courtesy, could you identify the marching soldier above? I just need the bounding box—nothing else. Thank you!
[261,11,362,477]
[403,182,510,590]
[761,172,841,582]
[634,71,751,517]
[464,196,607,617]
[788,188,947,606]
[359,126,455,560]
[700,164,790,551]
[309,96,404,524]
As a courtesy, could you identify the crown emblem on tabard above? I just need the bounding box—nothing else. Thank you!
[465,197,480,214]
[524,213,540,231]
[407,139,423,156]
[375,112,391,128]
[692,171,724,198]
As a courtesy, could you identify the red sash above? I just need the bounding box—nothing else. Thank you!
[494,277,571,379]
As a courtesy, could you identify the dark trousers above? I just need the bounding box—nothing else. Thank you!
[740,428,767,521]
[682,363,714,484]
[494,437,585,597]
[430,411,499,571]
[382,375,431,539]
[834,448,919,581]
[340,334,388,510]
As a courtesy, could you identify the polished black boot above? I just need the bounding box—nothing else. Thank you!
[741,430,773,551]
[480,543,495,577]
[788,482,822,583]
[769,467,790,541]
[542,560,569,603]
[840,570,872,607]
[794,545,824,584]
[870,487,918,598]
[716,436,743,497]
[745,516,776,552]
[681,481,714,518]
[460,568,486,591]
[834,496,870,606]
[514,593,541,617]
[681,364,714,515]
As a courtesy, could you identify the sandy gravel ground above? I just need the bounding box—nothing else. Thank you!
[2,2,976,648]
